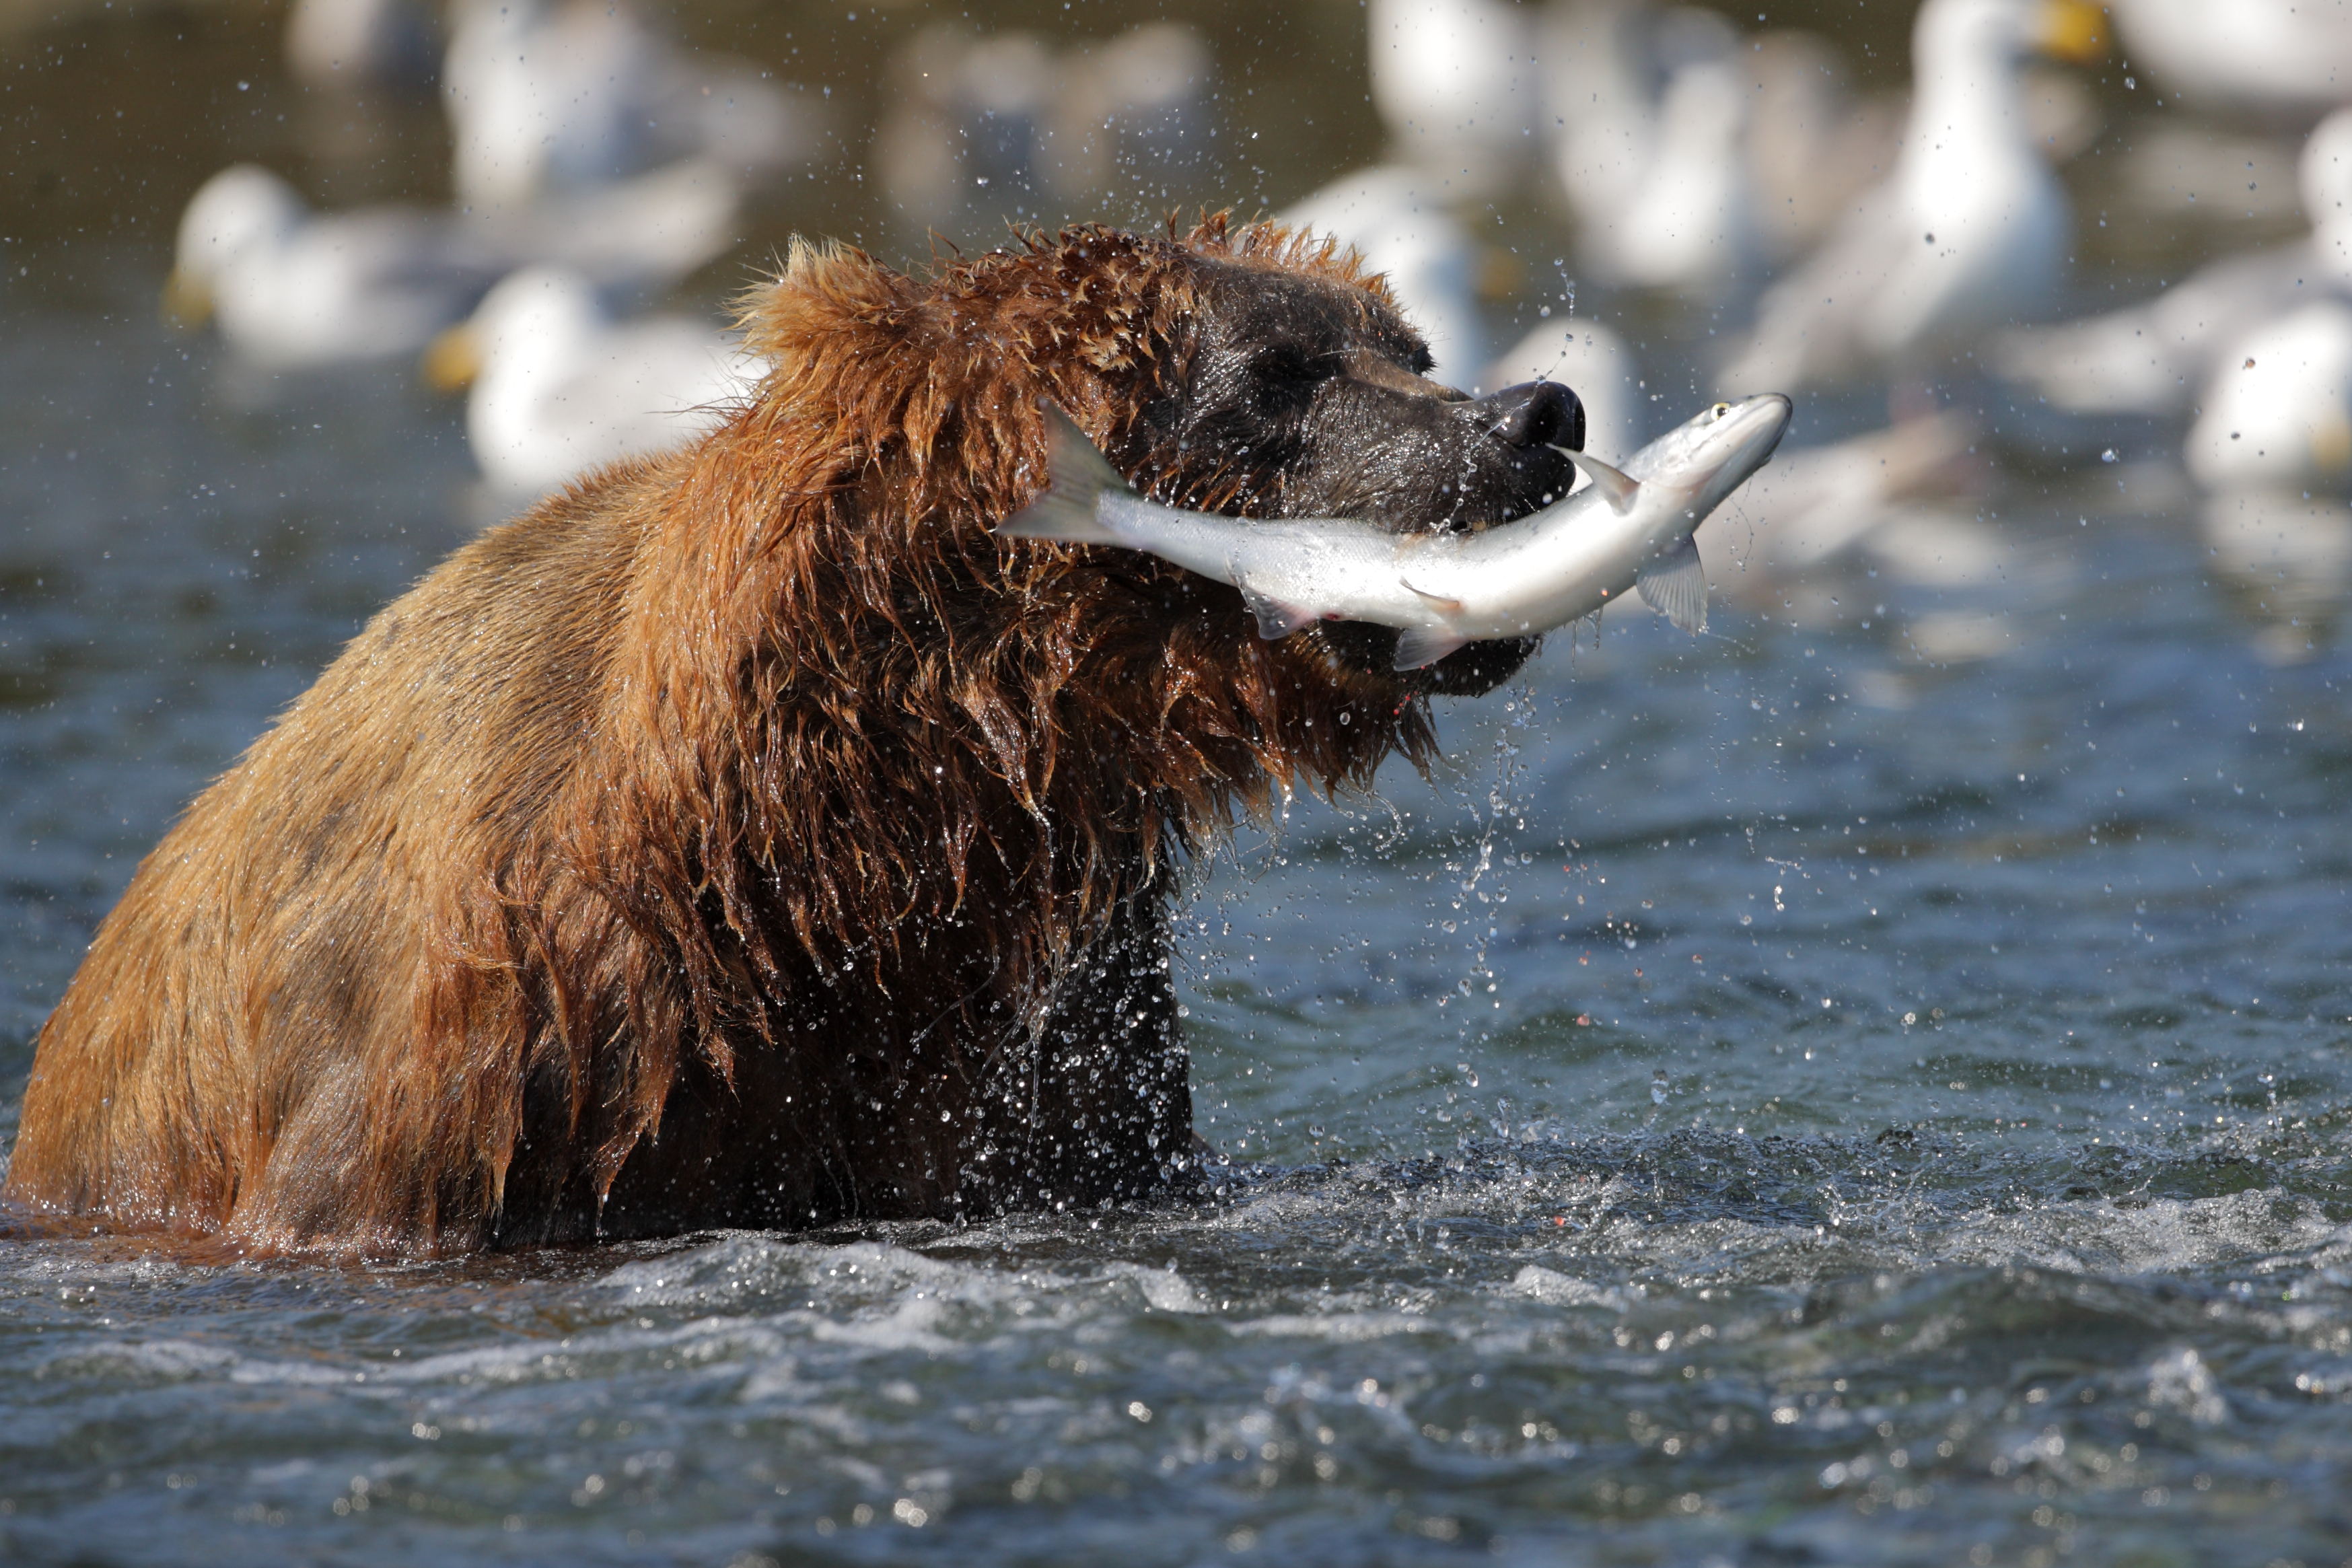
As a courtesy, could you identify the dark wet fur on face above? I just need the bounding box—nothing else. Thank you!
[1116,258,1584,694]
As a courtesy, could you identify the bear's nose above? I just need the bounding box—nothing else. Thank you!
[1477,380,1585,452]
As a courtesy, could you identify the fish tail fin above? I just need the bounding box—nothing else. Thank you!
[1637,534,1709,634]
[997,404,1133,543]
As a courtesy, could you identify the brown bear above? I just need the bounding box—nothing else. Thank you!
[2,217,1581,1256]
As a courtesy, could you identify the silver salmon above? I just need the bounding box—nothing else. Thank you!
[999,394,1793,668]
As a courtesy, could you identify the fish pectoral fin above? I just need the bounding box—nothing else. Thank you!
[1235,575,1320,640]
[1636,534,1709,635]
[1557,447,1641,515]
[1398,577,1466,614]
[1394,624,1472,670]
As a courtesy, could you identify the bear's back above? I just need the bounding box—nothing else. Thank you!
[5,458,679,1249]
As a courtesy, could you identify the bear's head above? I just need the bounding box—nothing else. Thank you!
[1116,226,1583,696]
[740,217,1581,707]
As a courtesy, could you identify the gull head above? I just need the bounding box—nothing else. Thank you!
[165,164,308,325]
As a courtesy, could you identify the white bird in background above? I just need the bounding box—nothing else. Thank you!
[1053,24,1215,199]
[1995,109,2352,418]
[1281,168,1485,381]
[2108,0,2352,120]
[442,0,812,210]
[1719,0,2107,396]
[167,157,750,371]
[872,23,1215,239]
[874,23,1213,240]
[875,26,1055,233]
[1694,413,1983,601]
[2186,301,2352,497]
[1544,1,1760,297]
[283,0,438,91]
[427,266,762,503]
[2180,293,2352,666]
[472,155,746,299]
[1365,0,1536,194]
[1545,0,1685,226]
[1600,53,1760,296]
[166,164,507,370]
[1741,30,1910,268]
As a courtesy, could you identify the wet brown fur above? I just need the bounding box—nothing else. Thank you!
[1,220,1507,1257]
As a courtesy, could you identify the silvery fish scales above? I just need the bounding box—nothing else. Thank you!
[999,394,1793,668]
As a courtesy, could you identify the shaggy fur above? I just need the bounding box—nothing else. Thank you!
[4,219,1577,1255]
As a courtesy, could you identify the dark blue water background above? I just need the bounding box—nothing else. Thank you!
[4,6,2350,1565]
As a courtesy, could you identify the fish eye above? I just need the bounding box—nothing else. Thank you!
[1710,401,1732,421]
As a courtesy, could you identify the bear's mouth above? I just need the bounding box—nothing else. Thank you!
[1310,620,1540,696]
[1300,476,1564,695]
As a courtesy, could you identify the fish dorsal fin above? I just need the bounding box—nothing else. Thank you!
[1394,625,1472,670]
[1234,570,1319,640]
[1399,577,1466,614]
[996,404,1133,543]
[1557,447,1640,514]
[1636,534,1709,634]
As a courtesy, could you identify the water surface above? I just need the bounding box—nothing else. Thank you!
[5,6,2351,1565]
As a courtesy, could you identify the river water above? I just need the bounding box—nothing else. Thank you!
[5,5,2351,1565]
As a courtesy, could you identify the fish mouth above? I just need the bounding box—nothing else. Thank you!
[1686,394,1793,505]
[1721,393,1793,464]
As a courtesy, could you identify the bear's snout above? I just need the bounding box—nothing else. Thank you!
[1475,380,1584,454]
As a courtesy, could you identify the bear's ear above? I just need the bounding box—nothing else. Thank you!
[736,238,920,365]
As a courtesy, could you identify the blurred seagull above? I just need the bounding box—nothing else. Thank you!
[2182,296,2352,664]
[875,26,1057,234]
[425,266,762,503]
[1049,24,1215,200]
[1719,0,2107,396]
[2108,0,2352,120]
[164,164,505,370]
[1367,0,1538,194]
[1544,1,1761,297]
[442,0,813,210]
[2186,300,2352,497]
[165,159,746,371]
[1742,31,1909,267]
[472,155,746,298]
[1600,52,1760,296]
[284,0,438,90]
[1695,413,1983,600]
[1994,109,2352,417]
[875,22,1214,240]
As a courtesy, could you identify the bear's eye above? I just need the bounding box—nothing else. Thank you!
[1249,345,1336,401]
